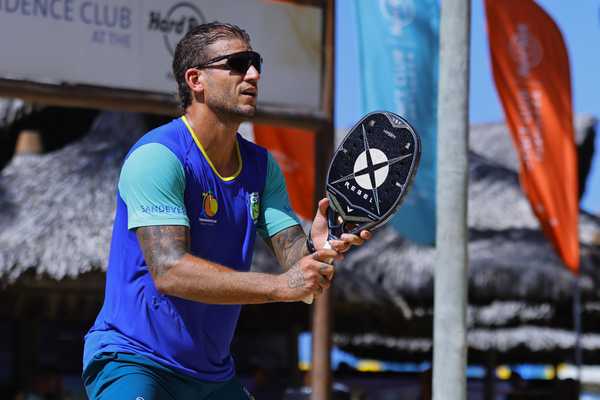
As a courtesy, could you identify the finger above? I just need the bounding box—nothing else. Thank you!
[317,198,330,215]
[329,239,351,253]
[304,259,335,274]
[313,244,344,262]
[318,275,331,289]
[339,233,364,246]
[360,230,372,240]
[313,248,339,262]
[317,263,335,280]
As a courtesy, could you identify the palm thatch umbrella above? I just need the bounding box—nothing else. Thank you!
[0,112,148,283]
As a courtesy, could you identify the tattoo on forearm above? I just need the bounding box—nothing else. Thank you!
[288,264,305,288]
[271,225,309,271]
[136,225,190,277]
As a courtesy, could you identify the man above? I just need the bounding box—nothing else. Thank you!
[82,22,370,399]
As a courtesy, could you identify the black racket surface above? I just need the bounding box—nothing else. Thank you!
[326,111,421,239]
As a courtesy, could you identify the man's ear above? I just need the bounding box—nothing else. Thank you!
[184,68,204,96]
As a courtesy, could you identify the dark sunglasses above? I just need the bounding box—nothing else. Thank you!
[195,51,262,74]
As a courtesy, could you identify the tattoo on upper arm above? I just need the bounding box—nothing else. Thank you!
[136,225,190,278]
[270,225,308,271]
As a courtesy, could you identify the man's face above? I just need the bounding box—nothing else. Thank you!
[200,38,260,119]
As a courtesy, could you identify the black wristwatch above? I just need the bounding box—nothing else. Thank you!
[306,229,317,253]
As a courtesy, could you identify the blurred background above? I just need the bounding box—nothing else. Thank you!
[0,0,599,399]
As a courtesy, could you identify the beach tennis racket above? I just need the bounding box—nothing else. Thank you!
[304,111,421,304]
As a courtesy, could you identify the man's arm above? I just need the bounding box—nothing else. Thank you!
[136,225,336,304]
[269,224,310,272]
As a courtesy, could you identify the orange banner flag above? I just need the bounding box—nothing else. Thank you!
[485,0,580,272]
[253,125,316,220]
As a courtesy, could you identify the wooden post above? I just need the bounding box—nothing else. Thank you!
[311,0,335,399]
[15,130,43,154]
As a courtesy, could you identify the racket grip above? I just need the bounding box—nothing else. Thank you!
[302,241,334,304]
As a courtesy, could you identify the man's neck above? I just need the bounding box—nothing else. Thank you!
[184,106,242,177]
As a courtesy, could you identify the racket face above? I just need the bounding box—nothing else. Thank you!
[326,111,421,237]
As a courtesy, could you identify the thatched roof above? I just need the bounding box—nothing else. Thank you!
[0,112,148,282]
[325,298,600,364]
[334,326,600,365]
[0,98,34,129]
[1,111,599,363]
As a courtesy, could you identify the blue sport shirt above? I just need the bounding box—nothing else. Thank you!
[83,116,299,382]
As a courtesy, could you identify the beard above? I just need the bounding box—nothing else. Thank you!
[205,91,256,120]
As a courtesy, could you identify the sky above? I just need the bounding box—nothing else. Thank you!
[335,0,600,213]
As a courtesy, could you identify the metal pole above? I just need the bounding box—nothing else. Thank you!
[432,0,471,399]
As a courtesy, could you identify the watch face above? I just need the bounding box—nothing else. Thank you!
[326,112,420,227]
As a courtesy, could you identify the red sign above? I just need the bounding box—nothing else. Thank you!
[253,125,316,220]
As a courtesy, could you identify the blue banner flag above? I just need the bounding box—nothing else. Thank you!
[354,0,439,245]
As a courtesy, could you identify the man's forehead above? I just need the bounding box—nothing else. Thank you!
[206,38,251,58]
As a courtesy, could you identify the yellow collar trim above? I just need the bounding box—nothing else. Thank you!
[181,116,242,182]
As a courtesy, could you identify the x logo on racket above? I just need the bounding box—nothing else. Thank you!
[330,125,415,216]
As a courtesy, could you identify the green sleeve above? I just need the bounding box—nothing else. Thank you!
[257,152,301,240]
[118,143,190,229]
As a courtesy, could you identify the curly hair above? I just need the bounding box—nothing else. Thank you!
[172,22,251,111]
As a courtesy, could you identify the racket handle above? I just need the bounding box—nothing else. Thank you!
[302,241,333,304]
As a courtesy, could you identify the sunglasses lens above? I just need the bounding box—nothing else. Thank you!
[228,52,262,74]
[249,53,262,73]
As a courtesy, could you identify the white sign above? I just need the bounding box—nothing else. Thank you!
[0,0,323,112]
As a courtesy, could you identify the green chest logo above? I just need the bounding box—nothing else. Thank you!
[249,192,260,223]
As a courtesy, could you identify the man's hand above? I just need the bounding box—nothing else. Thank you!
[275,248,338,302]
[267,198,372,303]
[310,198,372,253]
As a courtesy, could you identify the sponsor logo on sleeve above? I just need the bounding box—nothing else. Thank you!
[140,205,185,214]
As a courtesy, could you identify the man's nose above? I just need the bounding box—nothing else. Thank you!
[245,65,260,81]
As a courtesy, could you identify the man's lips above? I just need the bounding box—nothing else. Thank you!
[240,88,257,97]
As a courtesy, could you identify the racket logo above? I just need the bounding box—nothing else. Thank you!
[353,148,390,190]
